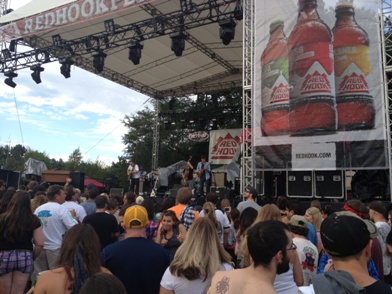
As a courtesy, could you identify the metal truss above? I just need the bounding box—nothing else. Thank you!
[241,0,254,197]
[152,98,160,171]
[0,0,241,73]
[382,0,392,201]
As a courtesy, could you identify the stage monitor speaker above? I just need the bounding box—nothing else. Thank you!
[70,172,85,191]
[213,172,226,187]
[263,171,286,197]
[7,171,20,189]
[314,170,345,199]
[110,188,124,196]
[169,189,179,198]
[287,171,313,198]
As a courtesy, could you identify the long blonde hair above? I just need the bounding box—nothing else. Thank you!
[254,204,281,224]
[169,218,231,280]
[203,202,218,228]
[306,207,323,231]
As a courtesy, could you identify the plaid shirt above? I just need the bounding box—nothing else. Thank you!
[180,206,195,231]
[145,220,158,241]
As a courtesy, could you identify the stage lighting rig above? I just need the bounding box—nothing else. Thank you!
[52,34,62,46]
[4,70,17,88]
[180,0,193,13]
[2,49,11,59]
[170,32,186,57]
[219,18,236,45]
[233,0,243,21]
[92,50,107,73]
[104,19,116,34]
[128,41,144,65]
[30,65,44,84]
[60,59,74,78]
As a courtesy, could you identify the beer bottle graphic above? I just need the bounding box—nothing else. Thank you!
[288,0,337,136]
[261,20,290,136]
[333,4,375,131]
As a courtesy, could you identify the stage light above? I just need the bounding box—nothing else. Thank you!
[60,59,74,78]
[52,34,62,46]
[4,70,17,88]
[180,0,193,12]
[219,19,236,45]
[104,19,115,33]
[128,41,143,65]
[233,0,243,21]
[9,39,16,52]
[2,49,11,59]
[93,50,107,73]
[170,32,186,57]
[30,65,44,84]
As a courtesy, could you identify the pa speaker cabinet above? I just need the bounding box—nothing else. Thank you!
[169,189,179,198]
[254,171,264,196]
[212,172,226,187]
[70,172,85,191]
[263,171,286,197]
[110,188,124,196]
[287,171,313,198]
[314,170,345,199]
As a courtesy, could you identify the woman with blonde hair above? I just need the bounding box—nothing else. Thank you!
[254,203,281,223]
[160,217,233,294]
[304,207,323,253]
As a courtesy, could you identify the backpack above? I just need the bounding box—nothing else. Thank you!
[180,206,195,230]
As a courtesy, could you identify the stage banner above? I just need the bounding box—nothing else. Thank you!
[254,0,388,171]
[0,0,155,42]
[209,129,242,165]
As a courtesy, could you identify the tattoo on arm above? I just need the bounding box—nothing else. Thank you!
[216,276,230,294]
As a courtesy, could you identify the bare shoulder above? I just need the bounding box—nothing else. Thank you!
[208,270,234,294]
[100,266,112,274]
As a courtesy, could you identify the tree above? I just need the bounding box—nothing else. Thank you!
[68,147,83,170]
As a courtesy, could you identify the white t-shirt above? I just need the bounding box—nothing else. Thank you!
[375,221,391,275]
[160,263,233,294]
[199,209,231,244]
[293,237,318,286]
[128,164,140,179]
[35,202,78,250]
[62,201,87,222]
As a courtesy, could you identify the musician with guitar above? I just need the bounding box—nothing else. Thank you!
[182,155,194,190]
[127,161,140,194]
[196,155,211,197]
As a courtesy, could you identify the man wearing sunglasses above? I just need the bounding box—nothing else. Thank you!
[237,185,260,215]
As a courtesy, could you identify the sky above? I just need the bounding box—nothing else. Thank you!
[0,1,151,167]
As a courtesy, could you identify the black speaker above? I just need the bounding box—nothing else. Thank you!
[169,189,179,197]
[263,171,286,197]
[287,171,313,197]
[0,170,20,189]
[314,171,345,199]
[70,172,85,191]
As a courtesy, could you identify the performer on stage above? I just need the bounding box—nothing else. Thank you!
[127,161,140,194]
[182,155,194,190]
[196,155,211,197]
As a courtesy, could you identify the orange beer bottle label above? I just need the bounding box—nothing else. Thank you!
[333,4,375,130]
[288,0,337,136]
[261,20,290,136]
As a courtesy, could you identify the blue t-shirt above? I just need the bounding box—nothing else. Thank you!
[306,222,318,247]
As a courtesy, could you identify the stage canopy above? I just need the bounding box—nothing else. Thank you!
[0,0,243,97]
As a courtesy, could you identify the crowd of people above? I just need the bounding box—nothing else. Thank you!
[1,177,392,293]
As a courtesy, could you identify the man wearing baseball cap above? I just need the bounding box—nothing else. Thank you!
[102,205,170,294]
[237,185,260,214]
[299,213,392,294]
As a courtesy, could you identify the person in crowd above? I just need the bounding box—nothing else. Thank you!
[169,187,199,230]
[31,193,48,213]
[127,160,140,194]
[155,210,187,262]
[82,196,119,249]
[208,221,293,294]
[33,185,77,276]
[200,192,230,245]
[388,209,392,228]
[81,187,100,216]
[106,198,120,218]
[79,272,126,294]
[141,197,158,241]
[237,185,260,215]
[299,213,392,293]
[369,200,391,282]
[235,207,257,268]
[288,215,317,286]
[309,200,322,212]
[102,205,170,294]
[254,203,281,223]
[160,217,233,294]
[225,207,240,265]
[304,207,323,253]
[0,190,16,214]
[196,155,211,197]
[321,204,339,219]
[0,191,44,294]
[276,195,290,223]
[220,198,231,218]
[156,197,176,220]
[33,224,111,294]
[123,191,136,207]
[62,187,86,223]
[182,155,194,190]
[27,180,39,199]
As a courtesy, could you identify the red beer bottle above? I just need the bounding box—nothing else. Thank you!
[288,0,337,136]
[333,4,375,130]
[260,20,290,136]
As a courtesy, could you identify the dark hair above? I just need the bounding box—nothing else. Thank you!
[276,195,289,210]
[119,204,131,217]
[65,187,75,201]
[0,190,16,214]
[322,204,339,217]
[287,223,309,237]
[206,192,218,205]
[387,231,392,246]
[247,220,289,268]
[27,180,39,190]
[238,207,258,239]
[88,188,100,200]
[230,207,240,230]
[141,197,155,220]
[176,187,192,205]
[0,191,40,243]
[162,210,180,225]
[46,185,64,201]
[95,196,108,209]
[107,198,119,211]
[79,272,126,294]
[286,200,302,215]
[160,197,176,212]
[59,224,102,293]
[124,191,136,204]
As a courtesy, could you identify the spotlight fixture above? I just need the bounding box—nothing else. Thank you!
[92,50,107,73]
[30,65,44,84]
[59,59,74,78]
[219,19,236,45]
[2,49,11,59]
[170,32,186,57]
[52,34,62,46]
[9,39,16,52]
[180,0,193,13]
[104,19,115,33]
[128,41,144,65]
[233,0,243,21]
[4,70,17,88]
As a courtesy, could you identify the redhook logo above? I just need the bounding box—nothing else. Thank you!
[301,70,331,94]
[211,133,241,160]
[188,131,209,142]
[339,72,369,94]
